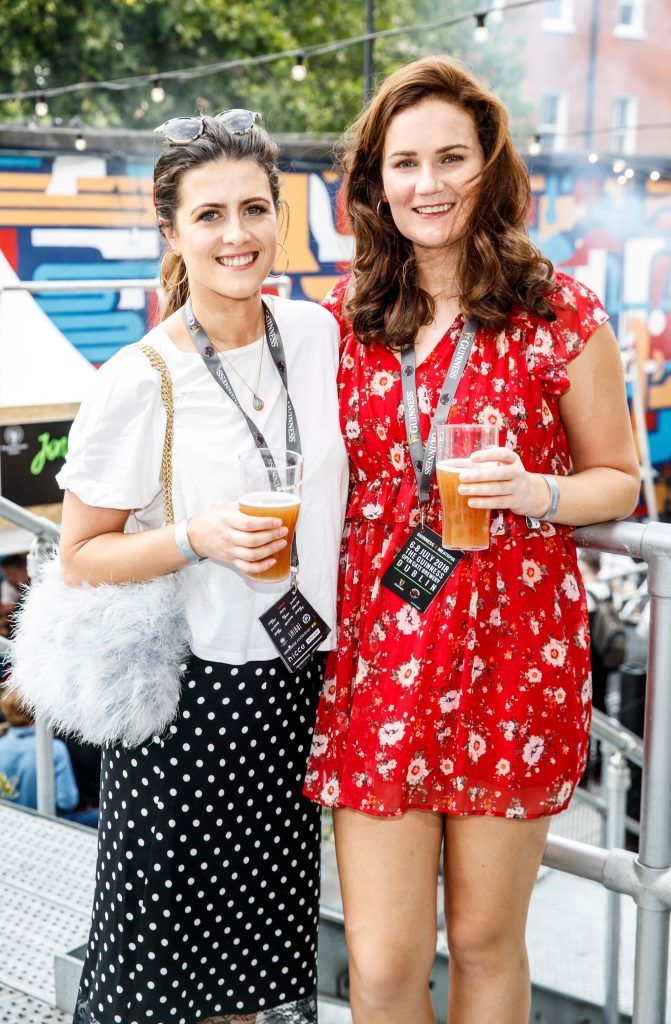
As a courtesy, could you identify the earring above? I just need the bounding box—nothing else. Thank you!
[268,240,290,278]
[401,254,416,289]
[376,198,387,219]
[160,250,188,288]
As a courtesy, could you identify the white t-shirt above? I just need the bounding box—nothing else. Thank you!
[56,298,348,665]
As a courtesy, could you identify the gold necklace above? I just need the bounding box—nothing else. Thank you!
[218,338,265,411]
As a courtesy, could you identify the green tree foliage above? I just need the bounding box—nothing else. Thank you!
[0,0,533,138]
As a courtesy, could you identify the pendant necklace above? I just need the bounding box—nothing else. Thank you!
[218,335,265,411]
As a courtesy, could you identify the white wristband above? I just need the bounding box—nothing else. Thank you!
[174,519,201,564]
[538,474,561,521]
[526,474,561,530]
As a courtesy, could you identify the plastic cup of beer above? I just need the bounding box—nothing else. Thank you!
[435,424,499,551]
[238,448,303,582]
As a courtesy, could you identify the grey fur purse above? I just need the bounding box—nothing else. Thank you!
[6,344,191,748]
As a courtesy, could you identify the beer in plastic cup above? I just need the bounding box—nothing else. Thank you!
[435,424,499,551]
[238,449,303,582]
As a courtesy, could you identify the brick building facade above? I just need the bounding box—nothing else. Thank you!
[494,0,671,156]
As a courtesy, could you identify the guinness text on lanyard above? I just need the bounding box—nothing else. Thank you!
[181,297,302,572]
[401,317,479,511]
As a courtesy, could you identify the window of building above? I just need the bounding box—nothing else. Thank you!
[610,96,638,154]
[614,0,646,38]
[539,92,568,152]
[542,0,575,32]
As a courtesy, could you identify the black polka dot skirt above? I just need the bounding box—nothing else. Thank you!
[73,652,325,1024]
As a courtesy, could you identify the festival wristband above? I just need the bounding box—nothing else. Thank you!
[174,519,202,564]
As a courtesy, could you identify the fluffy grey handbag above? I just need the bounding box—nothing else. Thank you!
[6,344,191,748]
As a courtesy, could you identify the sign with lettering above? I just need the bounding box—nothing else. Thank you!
[381,525,463,612]
[0,420,70,506]
[259,587,331,672]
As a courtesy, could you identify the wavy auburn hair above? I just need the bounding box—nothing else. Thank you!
[343,56,556,349]
[154,118,281,319]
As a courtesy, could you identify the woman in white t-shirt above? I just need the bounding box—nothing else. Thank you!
[57,112,347,1024]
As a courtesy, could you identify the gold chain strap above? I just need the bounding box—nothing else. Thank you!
[138,343,175,527]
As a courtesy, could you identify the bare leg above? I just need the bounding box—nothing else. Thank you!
[443,815,551,1024]
[334,807,444,1024]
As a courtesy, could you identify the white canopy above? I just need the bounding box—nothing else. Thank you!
[0,249,95,407]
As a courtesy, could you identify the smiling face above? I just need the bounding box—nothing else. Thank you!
[381,97,485,263]
[163,156,278,303]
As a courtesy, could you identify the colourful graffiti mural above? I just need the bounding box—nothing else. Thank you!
[0,147,669,510]
[528,169,671,513]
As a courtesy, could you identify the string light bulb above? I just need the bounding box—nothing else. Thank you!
[613,158,626,174]
[35,95,49,117]
[588,152,599,164]
[473,13,489,43]
[650,170,661,182]
[624,168,635,180]
[617,174,627,186]
[291,54,307,82]
[74,133,87,152]
[528,134,541,157]
[150,78,166,103]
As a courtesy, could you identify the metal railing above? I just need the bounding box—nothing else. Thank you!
[0,496,60,815]
[0,274,292,298]
[2,498,670,1022]
[549,519,671,1024]
[0,278,160,294]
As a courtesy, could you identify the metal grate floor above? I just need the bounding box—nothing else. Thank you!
[0,803,98,908]
[0,802,355,1024]
[0,983,69,1023]
[2,796,670,1023]
[0,804,96,1006]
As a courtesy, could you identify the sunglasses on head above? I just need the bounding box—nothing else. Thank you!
[154,108,263,145]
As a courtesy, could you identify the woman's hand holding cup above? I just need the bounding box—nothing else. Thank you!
[457,447,551,519]
[186,501,288,575]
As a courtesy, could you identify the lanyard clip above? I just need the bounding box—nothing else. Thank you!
[290,566,299,593]
[420,505,426,529]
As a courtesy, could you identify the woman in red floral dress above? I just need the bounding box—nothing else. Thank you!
[303,57,640,1024]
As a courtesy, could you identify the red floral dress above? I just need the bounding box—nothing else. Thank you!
[303,272,610,819]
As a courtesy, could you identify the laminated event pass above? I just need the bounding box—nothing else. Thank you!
[381,525,463,612]
[260,588,331,672]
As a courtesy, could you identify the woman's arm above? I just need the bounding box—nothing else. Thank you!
[458,323,641,526]
[59,491,290,586]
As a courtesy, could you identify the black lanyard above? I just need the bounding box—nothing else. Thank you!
[400,317,479,507]
[182,298,301,573]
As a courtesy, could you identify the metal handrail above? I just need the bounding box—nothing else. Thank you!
[0,275,292,296]
[1,506,669,1020]
[0,278,160,293]
[0,496,59,816]
[591,707,644,767]
[556,520,671,1024]
[0,496,60,543]
[573,783,641,837]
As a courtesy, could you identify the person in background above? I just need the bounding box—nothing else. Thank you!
[0,688,97,825]
[62,735,101,818]
[0,553,28,613]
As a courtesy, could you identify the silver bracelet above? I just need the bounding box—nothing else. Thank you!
[525,474,561,530]
[174,519,201,564]
[538,474,561,521]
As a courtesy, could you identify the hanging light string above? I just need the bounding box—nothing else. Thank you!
[0,0,553,104]
[520,119,671,168]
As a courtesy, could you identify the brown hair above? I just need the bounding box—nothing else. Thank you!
[0,688,33,727]
[154,118,282,319]
[343,55,556,349]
